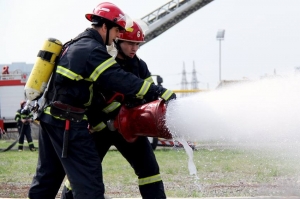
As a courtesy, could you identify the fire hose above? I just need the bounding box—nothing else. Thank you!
[0,122,25,152]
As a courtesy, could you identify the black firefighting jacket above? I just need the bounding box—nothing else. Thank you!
[15,109,33,126]
[116,55,157,103]
[87,54,156,130]
[41,28,171,127]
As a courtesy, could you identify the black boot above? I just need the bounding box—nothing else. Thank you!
[29,144,36,151]
[18,145,23,152]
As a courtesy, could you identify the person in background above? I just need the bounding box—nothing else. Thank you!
[28,2,175,199]
[2,65,9,74]
[15,100,36,151]
[61,20,168,199]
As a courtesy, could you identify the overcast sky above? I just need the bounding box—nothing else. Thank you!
[1,0,300,89]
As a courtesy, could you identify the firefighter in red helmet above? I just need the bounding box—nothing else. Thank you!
[61,20,168,199]
[15,100,36,151]
[85,2,130,46]
[28,2,175,199]
[119,20,145,43]
[2,65,9,74]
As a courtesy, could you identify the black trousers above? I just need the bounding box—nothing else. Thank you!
[17,123,34,150]
[61,128,166,199]
[28,121,105,199]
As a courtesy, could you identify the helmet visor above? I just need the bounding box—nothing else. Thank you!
[123,13,133,31]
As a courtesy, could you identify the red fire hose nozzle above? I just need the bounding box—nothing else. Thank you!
[113,99,172,142]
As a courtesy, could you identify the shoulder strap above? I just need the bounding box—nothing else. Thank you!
[46,35,93,103]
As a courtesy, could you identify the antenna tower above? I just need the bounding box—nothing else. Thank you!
[180,62,189,97]
[191,61,199,90]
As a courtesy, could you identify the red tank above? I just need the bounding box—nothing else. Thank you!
[113,100,172,142]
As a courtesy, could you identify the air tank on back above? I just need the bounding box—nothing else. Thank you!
[24,38,62,101]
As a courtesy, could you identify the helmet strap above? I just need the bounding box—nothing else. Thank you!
[105,22,114,46]
[105,29,110,46]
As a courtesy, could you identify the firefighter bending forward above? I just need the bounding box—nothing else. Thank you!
[61,21,168,199]
[28,2,175,199]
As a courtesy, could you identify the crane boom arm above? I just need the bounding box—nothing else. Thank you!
[140,0,214,46]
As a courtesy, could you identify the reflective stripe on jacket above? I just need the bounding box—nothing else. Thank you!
[54,28,152,109]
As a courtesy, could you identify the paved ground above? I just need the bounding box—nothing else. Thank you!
[1,197,300,199]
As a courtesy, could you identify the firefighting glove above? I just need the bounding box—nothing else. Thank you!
[155,86,176,104]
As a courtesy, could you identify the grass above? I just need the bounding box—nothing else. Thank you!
[1,139,300,198]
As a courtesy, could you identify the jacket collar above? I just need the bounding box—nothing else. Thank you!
[79,28,105,45]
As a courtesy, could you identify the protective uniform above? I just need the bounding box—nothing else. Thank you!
[14,101,35,151]
[28,3,174,199]
[61,21,168,199]
[96,56,166,199]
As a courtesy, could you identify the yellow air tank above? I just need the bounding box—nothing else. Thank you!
[25,38,62,101]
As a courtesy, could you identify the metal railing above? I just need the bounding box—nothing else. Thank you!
[141,0,187,25]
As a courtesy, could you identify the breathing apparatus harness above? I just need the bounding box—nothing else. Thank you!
[40,35,91,117]
[41,35,92,158]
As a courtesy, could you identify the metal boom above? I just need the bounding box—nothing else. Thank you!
[140,0,214,46]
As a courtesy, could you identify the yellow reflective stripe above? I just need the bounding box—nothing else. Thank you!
[21,115,29,119]
[136,81,151,99]
[44,107,65,120]
[102,102,121,114]
[138,174,162,186]
[28,142,34,145]
[56,65,83,81]
[64,179,72,190]
[84,84,93,106]
[83,78,93,82]
[44,107,88,120]
[19,143,24,146]
[161,89,173,100]
[92,122,106,132]
[90,57,116,81]
[144,76,154,84]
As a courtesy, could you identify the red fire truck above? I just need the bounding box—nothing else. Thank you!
[0,66,27,135]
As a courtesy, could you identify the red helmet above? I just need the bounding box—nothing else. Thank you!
[119,21,145,43]
[85,2,127,30]
[2,65,9,74]
[20,100,26,108]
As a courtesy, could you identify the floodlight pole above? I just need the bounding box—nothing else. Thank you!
[216,29,225,83]
[219,40,222,82]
